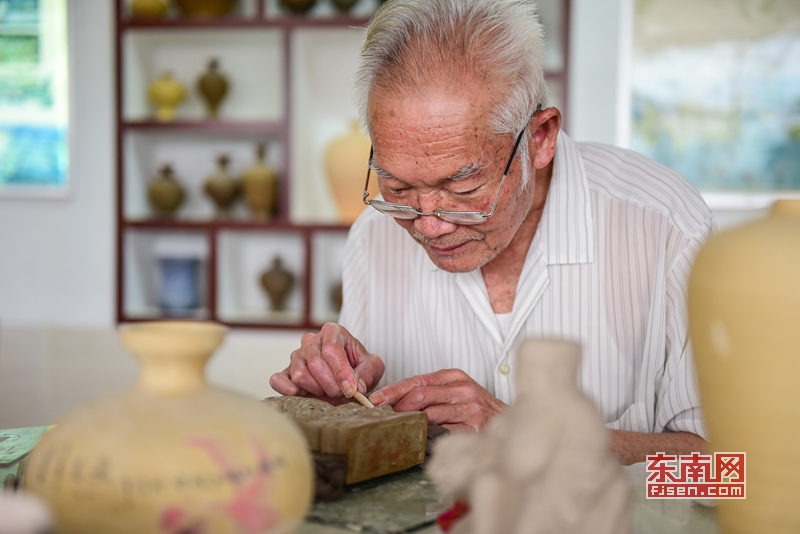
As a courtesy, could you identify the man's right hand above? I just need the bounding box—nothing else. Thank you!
[269,323,385,402]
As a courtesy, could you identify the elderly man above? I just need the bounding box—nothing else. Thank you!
[271,0,713,465]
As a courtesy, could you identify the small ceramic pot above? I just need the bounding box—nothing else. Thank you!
[241,143,278,220]
[260,257,295,312]
[279,0,316,15]
[129,0,169,17]
[196,58,229,118]
[147,72,186,122]
[158,257,202,315]
[204,155,239,216]
[147,164,185,215]
[331,0,358,13]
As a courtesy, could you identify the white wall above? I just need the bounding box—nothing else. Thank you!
[0,0,301,428]
[0,0,114,328]
[568,0,627,144]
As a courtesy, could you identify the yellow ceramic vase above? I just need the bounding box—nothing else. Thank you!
[325,120,374,224]
[688,200,800,534]
[25,322,313,534]
[242,143,279,220]
[147,72,187,122]
[129,0,169,17]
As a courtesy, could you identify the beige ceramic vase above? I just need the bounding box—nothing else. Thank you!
[242,143,279,220]
[25,321,314,534]
[204,155,239,216]
[147,72,187,122]
[197,58,229,118]
[129,0,169,17]
[688,200,800,534]
[324,120,373,223]
[148,164,185,215]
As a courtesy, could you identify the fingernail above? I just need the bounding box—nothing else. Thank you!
[358,378,367,394]
[369,392,383,406]
[342,380,355,397]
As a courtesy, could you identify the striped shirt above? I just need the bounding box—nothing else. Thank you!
[339,131,714,438]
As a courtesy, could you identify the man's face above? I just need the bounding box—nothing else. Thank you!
[368,87,538,273]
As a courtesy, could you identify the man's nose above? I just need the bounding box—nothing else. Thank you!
[413,192,456,238]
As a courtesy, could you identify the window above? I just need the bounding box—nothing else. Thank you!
[0,0,69,196]
[630,0,800,192]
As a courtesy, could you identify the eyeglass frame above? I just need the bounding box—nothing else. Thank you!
[362,104,542,225]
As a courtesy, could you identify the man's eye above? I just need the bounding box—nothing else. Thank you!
[386,186,408,195]
[452,188,479,197]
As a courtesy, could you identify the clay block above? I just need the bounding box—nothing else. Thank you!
[266,397,428,485]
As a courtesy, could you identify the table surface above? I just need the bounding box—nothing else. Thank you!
[1,427,717,534]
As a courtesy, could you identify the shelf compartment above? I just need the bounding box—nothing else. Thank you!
[124,130,284,221]
[123,28,283,122]
[123,229,210,320]
[310,229,349,325]
[216,229,306,325]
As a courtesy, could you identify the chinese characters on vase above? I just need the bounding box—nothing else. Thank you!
[25,321,313,534]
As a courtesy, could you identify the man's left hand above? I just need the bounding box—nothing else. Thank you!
[368,369,506,431]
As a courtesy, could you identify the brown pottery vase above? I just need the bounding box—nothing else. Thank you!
[242,143,279,220]
[330,281,343,312]
[148,164,185,215]
[204,155,239,216]
[688,200,800,534]
[197,58,229,118]
[25,321,314,534]
[260,256,295,312]
[279,0,316,15]
[175,0,237,17]
[331,0,358,13]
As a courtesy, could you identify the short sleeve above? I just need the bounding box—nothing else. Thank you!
[655,215,715,440]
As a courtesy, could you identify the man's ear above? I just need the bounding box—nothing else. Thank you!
[529,107,562,170]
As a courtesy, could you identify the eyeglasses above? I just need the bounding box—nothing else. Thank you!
[362,105,541,225]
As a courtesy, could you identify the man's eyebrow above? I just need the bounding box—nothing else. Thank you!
[369,159,488,185]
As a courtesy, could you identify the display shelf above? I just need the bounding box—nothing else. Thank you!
[116,1,571,329]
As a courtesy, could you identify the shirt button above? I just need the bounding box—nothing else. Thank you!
[499,363,511,375]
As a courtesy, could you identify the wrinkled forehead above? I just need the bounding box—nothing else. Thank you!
[366,78,499,141]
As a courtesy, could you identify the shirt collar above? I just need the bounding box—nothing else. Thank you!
[536,130,594,265]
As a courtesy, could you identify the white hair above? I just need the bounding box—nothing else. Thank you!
[354,0,548,186]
